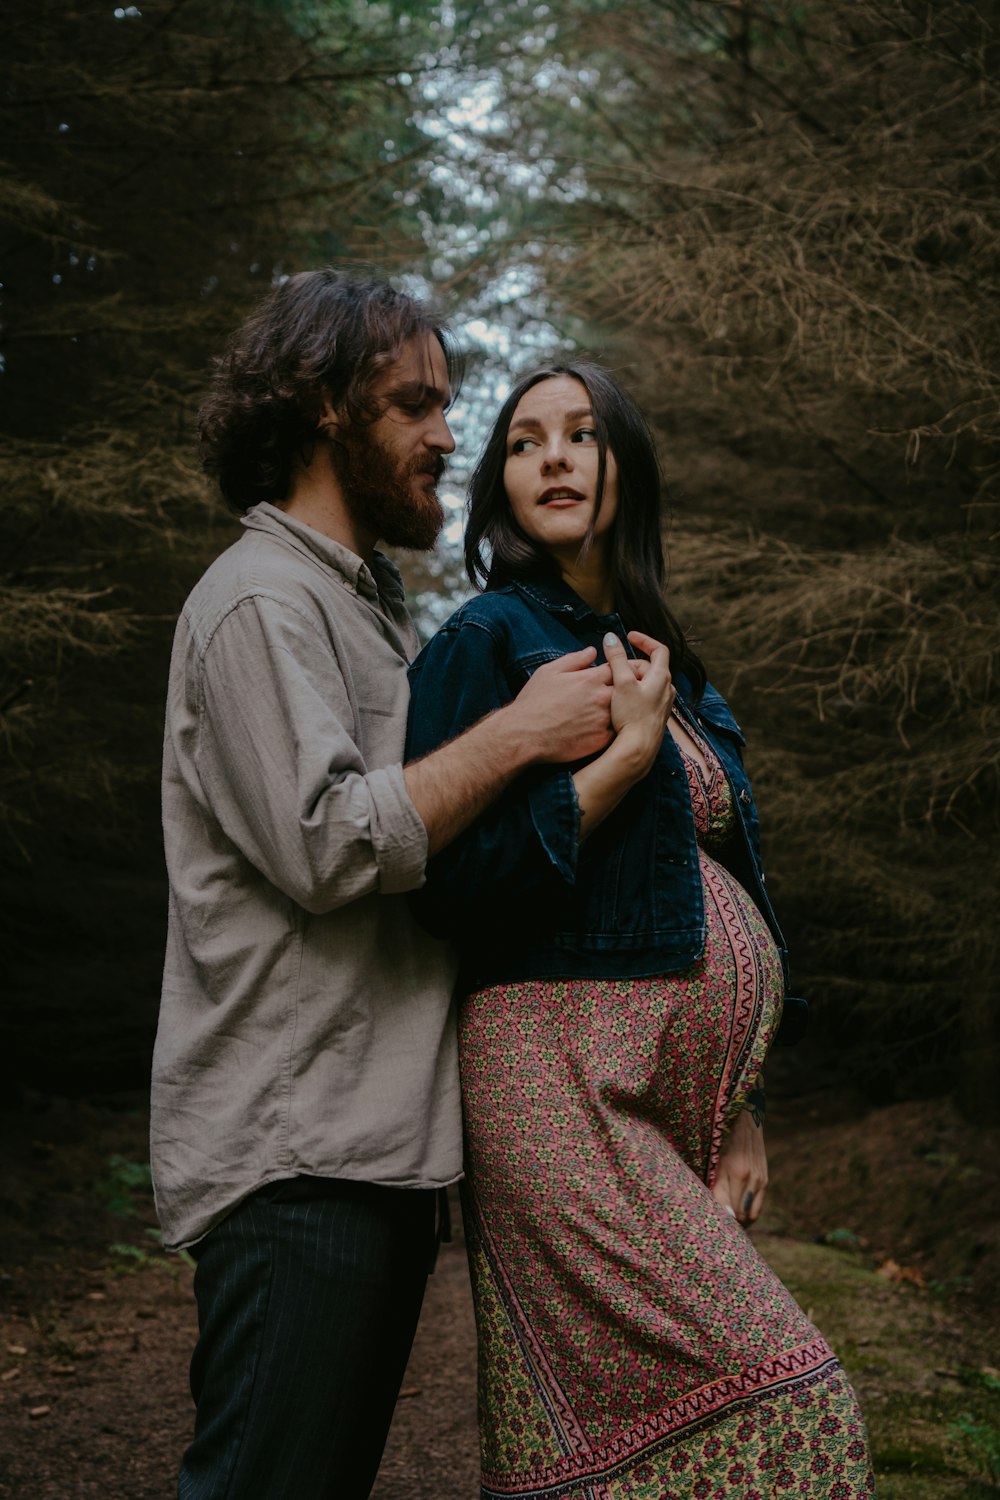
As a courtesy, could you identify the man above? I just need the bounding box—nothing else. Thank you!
[150,268,615,1499]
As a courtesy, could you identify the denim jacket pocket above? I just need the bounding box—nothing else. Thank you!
[566,768,702,951]
[510,646,574,697]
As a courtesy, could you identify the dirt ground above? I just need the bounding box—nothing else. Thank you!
[1,1052,998,1499]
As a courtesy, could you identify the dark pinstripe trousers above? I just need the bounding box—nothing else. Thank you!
[178,1176,439,1500]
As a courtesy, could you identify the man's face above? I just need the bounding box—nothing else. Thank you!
[331,334,456,551]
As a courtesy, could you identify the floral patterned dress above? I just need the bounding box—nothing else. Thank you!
[458,722,875,1499]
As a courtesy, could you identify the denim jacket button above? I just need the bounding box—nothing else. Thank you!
[739,788,751,804]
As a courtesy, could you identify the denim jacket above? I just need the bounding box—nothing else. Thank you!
[406,576,806,1042]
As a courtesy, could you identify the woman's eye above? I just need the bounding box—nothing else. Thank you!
[510,437,535,454]
[572,427,597,443]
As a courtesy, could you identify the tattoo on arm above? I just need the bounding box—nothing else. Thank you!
[745,1084,766,1128]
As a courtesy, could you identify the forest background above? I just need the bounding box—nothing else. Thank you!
[2,3,1000,1494]
[3,0,996,1117]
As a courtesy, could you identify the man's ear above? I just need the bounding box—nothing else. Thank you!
[317,393,341,438]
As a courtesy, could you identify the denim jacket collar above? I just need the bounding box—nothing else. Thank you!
[507,575,621,627]
[504,576,705,703]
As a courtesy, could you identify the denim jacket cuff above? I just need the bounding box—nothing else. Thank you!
[528,769,580,885]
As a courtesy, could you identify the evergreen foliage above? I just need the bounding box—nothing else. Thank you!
[445,0,1000,1114]
[4,1,996,1111]
[0,0,446,1088]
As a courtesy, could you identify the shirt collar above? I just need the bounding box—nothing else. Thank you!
[241,502,404,604]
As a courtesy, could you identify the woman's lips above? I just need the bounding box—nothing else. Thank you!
[539,488,585,504]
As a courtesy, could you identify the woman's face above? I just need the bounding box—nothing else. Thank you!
[502,376,619,569]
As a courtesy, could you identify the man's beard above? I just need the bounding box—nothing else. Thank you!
[330,427,446,551]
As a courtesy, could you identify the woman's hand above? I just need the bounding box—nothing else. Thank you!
[711,1109,768,1227]
[571,632,674,840]
[603,631,676,778]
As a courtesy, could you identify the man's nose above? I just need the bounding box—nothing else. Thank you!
[428,409,456,454]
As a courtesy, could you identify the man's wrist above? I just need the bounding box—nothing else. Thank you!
[487,700,543,773]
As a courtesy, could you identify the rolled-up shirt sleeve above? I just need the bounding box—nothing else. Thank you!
[405,617,580,942]
[195,593,427,912]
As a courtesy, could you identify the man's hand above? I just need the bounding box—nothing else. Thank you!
[711,1109,768,1226]
[405,646,612,858]
[505,646,614,766]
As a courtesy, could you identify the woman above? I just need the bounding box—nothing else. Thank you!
[405,364,874,1498]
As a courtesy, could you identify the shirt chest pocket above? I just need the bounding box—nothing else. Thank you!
[352,678,410,764]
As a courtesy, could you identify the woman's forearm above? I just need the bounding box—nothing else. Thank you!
[572,732,654,841]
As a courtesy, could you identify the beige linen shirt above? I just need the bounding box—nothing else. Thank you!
[150,503,461,1249]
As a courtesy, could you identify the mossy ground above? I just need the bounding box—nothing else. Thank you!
[759,1233,1000,1497]
[1,1090,998,1497]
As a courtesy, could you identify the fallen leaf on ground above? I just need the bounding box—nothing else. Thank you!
[875,1258,926,1287]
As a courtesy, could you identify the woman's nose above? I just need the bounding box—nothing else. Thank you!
[541,440,571,472]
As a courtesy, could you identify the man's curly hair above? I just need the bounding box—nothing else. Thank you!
[198,268,460,514]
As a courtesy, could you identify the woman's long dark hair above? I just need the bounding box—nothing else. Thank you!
[465,362,705,699]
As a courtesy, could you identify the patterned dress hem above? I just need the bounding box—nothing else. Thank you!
[480,1346,842,1499]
